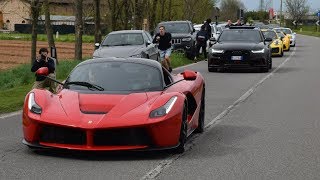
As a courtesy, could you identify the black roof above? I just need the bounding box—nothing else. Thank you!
[159,21,192,24]
[108,30,145,34]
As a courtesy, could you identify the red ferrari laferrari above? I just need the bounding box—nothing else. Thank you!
[23,58,205,153]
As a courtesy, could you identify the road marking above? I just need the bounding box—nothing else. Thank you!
[140,47,296,180]
[0,110,22,119]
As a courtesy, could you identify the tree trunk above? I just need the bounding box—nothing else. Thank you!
[30,0,40,64]
[160,0,166,21]
[74,0,83,60]
[43,0,57,64]
[94,0,101,44]
[150,0,158,32]
[168,0,172,20]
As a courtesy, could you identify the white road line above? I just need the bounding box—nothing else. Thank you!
[140,47,297,180]
[0,110,22,119]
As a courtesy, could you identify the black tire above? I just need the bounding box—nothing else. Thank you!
[280,50,284,57]
[269,57,272,69]
[174,102,188,154]
[293,43,296,47]
[195,88,205,133]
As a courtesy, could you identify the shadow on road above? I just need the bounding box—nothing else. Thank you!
[188,125,260,157]
[26,147,173,161]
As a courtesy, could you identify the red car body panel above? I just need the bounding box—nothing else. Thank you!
[23,60,205,151]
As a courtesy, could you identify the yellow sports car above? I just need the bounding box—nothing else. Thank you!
[276,31,290,51]
[261,29,284,57]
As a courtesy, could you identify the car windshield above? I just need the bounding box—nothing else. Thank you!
[158,23,190,33]
[281,29,292,34]
[218,30,262,43]
[262,31,277,40]
[277,32,285,38]
[102,33,144,46]
[66,61,163,92]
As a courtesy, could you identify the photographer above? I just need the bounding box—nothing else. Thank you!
[31,48,56,93]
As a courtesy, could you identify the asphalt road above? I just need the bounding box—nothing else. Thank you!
[1,34,320,179]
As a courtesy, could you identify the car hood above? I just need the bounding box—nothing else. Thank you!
[39,90,162,128]
[212,42,265,51]
[93,45,144,58]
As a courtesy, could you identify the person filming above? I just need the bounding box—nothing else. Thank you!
[31,48,56,93]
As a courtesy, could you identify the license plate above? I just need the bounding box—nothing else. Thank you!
[231,56,242,60]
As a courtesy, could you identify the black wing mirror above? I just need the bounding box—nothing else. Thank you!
[264,37,273,42]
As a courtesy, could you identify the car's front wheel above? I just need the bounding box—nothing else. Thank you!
[174,102,188,154]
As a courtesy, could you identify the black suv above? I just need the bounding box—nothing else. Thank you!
[208,26,272,72]
[155,21,196,59]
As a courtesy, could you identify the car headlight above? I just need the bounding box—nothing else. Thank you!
[130,54,142,58]
[182,37,192,41]
[150,96,177,118]
[28,92,42,114]
[211,49,224,54]
[251,49,265,53]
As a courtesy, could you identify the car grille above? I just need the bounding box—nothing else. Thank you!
[40,124,86,145]
[272,47,279,53]
[172,39,181,44]
[224,50,250,62]
[93,128,152,146]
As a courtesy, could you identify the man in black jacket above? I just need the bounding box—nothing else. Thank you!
[195,25,209,61]
[204,18,212,39]
[153,26,172,72]
[31,48,56,93]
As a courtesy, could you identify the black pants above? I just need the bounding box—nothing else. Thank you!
[196,43,207,58]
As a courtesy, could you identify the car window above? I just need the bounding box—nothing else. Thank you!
[162,67,173,86]
[262,31,277,40]
[218,30,262,42]
[66,62,163,92]
[157,23,191,34]
[102,33,144,46]
[282,29,292,34]
[145,31,153,42]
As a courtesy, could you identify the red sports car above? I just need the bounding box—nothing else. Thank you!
[23,58,205,153]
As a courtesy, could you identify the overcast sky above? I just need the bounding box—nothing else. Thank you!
[239,0,320,12]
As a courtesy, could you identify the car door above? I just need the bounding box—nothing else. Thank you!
[143,31,158,61]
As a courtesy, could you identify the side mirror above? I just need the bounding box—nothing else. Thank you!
[36,67,49,76]
[280,37,284,40]
[264,37,273,42]
[182,70,197,81]
[94,43,100,50]
[146,40,151,46]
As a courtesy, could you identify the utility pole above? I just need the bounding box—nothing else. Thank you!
[280,0,283,26]
[259,0,264,11]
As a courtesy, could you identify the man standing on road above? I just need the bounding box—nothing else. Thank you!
[31,48,56,93]
[204,18,212,39]
[195,25,209,61]
[153,26,172,72]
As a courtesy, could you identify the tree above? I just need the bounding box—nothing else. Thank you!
[94,0,102,44]
[74,0,83,60]
[285,0,309,28]
[43,0,57,64]
[30,0,41,64]
[219,0,244,22]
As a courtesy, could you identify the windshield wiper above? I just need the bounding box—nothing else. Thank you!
[65,81,104,91]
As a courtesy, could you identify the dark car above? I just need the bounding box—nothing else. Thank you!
[93,30,159,61]
[155,21,196,59]
[208,26,272,72]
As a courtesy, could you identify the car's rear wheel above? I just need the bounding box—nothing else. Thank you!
[269,57,272,69]
[280,50,284,57]
[174,102,188,154]
[195,88,205,133]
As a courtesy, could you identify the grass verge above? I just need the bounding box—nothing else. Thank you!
[0,53,196,114]
[0,33,95,43]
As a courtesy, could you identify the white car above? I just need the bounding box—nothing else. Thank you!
[274,27,296,47]
[193,23,221,53]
